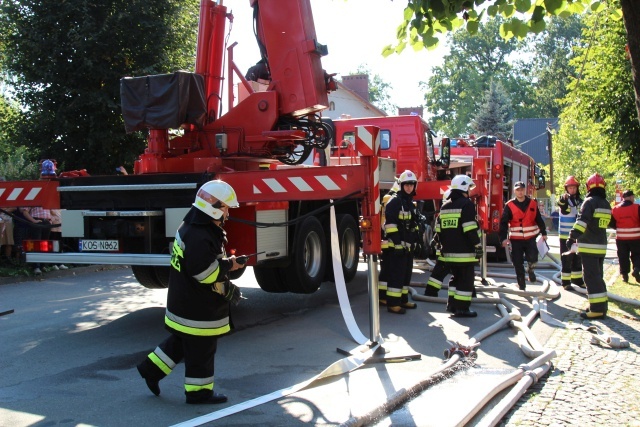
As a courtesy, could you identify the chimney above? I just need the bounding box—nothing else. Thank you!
[341,74,370,102]
[398,106,424,117]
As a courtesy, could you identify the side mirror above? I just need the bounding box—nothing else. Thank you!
[439,137,450,169]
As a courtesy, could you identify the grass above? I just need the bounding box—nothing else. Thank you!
[603,262,640,319]
[0,259,70,278]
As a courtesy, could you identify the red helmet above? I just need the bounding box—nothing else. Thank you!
[564,176,579,187]
[586,173,606,191]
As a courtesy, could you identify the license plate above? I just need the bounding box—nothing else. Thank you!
[79,239,120,252]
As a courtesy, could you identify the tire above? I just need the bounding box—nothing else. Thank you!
[284,215,327,294]
[154,266,171,288]
[132,265,166,289]
[253,264,288,293]
[325,214,360,283]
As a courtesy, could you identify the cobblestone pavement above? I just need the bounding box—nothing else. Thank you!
[502,311,640,426]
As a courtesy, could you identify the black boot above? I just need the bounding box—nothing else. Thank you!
[186,392,228,404]
[452,308,477,318]
[424,286,439,297]
[137,363,161,396]
[517,276,526,291]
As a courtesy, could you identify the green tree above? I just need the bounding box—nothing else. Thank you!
[525,15,584,118]
[421,18,529,136]
[554,2,640,200]
[0,0,199,174]
[385,0,640,126]
[470,80,515,139]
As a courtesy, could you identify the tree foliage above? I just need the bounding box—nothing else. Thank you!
[470,80,515,139]
[386,0,640,126]
[0,0,199,174]
[421,18,530,136]
[553,1,640,200]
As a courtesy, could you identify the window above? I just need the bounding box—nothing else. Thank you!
[340,130,391,150]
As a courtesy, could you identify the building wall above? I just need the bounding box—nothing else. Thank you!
[512,118,559,166]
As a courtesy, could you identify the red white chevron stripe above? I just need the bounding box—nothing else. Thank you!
[251,173,350,195]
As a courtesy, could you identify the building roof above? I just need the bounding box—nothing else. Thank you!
[513,118,559,166]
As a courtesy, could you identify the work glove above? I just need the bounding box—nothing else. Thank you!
[212,280,242,305]
[474,245,484,259]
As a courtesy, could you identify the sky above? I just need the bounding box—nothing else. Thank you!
[225,0,448,111]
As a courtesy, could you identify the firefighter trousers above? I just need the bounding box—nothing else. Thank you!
[425,259,450,296]
[386,249,413,307]
[138,332,218,402]
[615,239,640,276]
[510,238,538,280]
[446,263,475,311]
[559,238,583,286]
[581,255,608,314]
[378,248,393,301]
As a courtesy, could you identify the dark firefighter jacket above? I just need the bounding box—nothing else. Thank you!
[499,196,547,242]
[569,188,611,257]
[384,190,419,249]
[438,191,480,263]
[165,207,234,337]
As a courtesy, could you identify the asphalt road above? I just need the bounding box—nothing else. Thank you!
[0,236,614,426]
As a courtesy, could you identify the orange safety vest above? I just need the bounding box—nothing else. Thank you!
[612,203,640,240]
[506,198,540,240]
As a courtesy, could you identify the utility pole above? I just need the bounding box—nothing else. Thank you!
[546,122,555,204]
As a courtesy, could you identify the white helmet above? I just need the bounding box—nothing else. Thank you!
[193,180,239,220]
[450,175,475,193]
[398,169,418,186]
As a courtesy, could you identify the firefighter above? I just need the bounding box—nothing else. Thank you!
[383,170,420,314]
[137,180,244,404]
[499,181,547,290]
[378,179,400,304]
[424,189,452,298]
[438,175,481,317]
[610,189,640,283]
[567,173,612,319]
[557,176,585,289]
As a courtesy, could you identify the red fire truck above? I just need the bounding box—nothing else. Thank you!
[0,0,453,293]
[330,120,543,256]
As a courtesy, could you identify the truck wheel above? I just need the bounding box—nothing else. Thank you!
[132,265,166,289]
[154,266,171,287]
[253,264,287,293]
[285,215,326,294]
[324,214,360,283]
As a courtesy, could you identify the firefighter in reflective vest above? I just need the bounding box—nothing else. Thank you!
[610,189,640,283]
[137,180,244,404]
[424,189,452,297]
[379,179,400,304]
[557,176,585,289]
[567,173,612,319]
[384,170,420,314]
[500,181,547,290]
[438,175,481,318]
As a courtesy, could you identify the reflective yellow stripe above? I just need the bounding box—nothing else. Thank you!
[165,314,230,337]
[149,352,172,375]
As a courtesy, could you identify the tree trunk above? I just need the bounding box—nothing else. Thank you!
[621,0,640,125]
